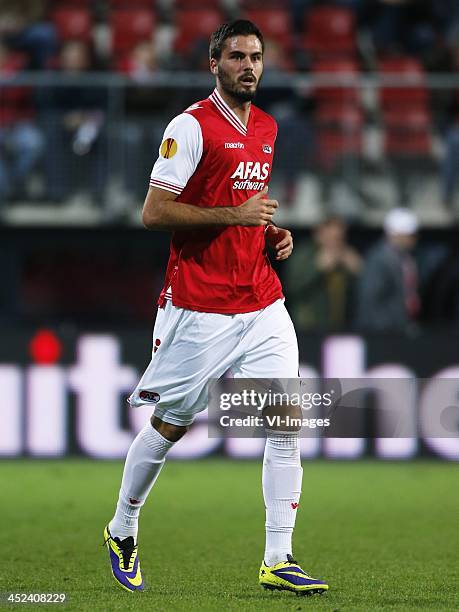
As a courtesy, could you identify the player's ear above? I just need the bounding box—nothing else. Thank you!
[210,58,218,75]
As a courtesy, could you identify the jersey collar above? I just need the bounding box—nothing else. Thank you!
[209,88,248,137]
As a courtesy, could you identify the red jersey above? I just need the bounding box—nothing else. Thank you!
[149,88,284,314]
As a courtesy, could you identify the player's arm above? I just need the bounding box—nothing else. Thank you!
[143,112,277,230]
[142,186,278,231]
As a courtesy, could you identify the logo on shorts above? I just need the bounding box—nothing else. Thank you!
[262,144,272,154]
[160,138,178,159]
[139,390,161,403]
[291,502,299,510]
[153,338,161,353]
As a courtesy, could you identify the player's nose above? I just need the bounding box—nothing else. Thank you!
[241,56,254,70]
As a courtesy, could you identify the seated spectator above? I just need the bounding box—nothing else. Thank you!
[42,40,108,205]
[0,43,44,204]
[256,38,315,207]
[119,40,157,84]
[116,41,178,206]
[0,0,57,69]
[285,216,361,331]
[359,0,440,59]
[356,208,420,332]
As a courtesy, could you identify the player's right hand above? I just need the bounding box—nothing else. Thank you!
[237,187,278,226]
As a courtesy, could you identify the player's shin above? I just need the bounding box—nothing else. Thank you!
[109,422,174,541]
[262,429,302,567]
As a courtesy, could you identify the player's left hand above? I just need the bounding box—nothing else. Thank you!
[265,225,293,261]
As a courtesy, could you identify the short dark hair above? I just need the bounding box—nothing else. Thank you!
[209,20,264,60]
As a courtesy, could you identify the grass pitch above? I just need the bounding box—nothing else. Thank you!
[0,459,457,611]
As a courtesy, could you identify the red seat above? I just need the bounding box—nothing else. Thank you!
[385,131,431,156]
[383,107,430,129]
[378,57,431,156]
[379,57,428,107]
[243,9,292,51]
[51,8,92,41]
[174,9,223,54]
[316,105,364,130]
[383,108,431,156]
[110,9,156,55]
[317,129,362,169]
[303,7,356,58]
[313,59,360,106]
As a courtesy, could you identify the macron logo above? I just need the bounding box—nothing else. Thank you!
[225,142,244,149]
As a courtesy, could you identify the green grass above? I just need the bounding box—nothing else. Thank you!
[0,460,457,611]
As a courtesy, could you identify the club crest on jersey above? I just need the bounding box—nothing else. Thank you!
[139,390,161,403]
[160,138,178,159]
[262,144,272,154]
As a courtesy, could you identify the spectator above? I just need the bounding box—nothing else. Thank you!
[116,40,179,206]
[359,0,442,59]
[0,0,57,69]
[440,42,459,211]
[285,216,361,331]
[122,40,157,82]
[256,38,314,207]
[0,43,44,204]
[356,208,420,332]
[43,41,108,206]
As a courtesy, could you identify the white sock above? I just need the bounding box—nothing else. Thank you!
[262,431,303,566]
[109,423,174,541]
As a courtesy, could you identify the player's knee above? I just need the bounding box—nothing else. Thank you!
[150,415,188,442]
[263,403,302,433]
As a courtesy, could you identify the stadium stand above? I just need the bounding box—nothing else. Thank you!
[242,8,293,52]
[379,56,432,157]
[110,8,156,56]
[51,7,93,42]
[174,8,224,55]
[303,6,357,60]
[312,58,363,169]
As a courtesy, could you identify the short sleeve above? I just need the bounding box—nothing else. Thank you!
[149,113,203,195]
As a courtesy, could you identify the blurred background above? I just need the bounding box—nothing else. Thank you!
[1,0,459,461]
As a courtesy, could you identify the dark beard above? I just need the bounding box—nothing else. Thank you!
[217,65,258,103]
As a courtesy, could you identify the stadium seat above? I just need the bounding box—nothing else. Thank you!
[51,8,92,42]
[317,129,362,170]
[313,59,360,106]
[110,9,156,55]
[174,9,224,55]
[243,9,293,51]
[303,6,356,58]
[383,108,432,156]
[316,105,364,129]
[379,57,428,107]
[378,57,432,157]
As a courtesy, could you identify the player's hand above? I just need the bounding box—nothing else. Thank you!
[265,225,293,260]
[237,187,278,226]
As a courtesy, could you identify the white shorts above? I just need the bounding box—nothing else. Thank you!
[128,298,299,426]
